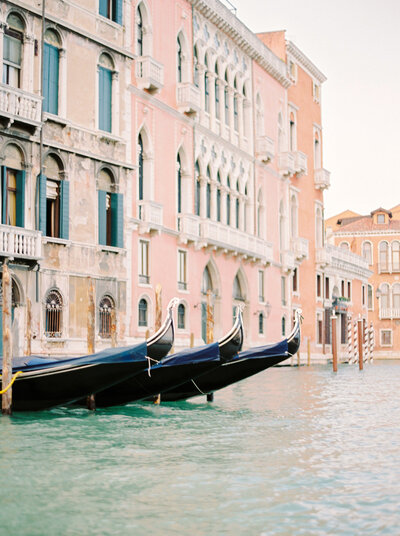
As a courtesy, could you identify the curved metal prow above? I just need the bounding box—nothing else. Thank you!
[287,308,302,356]
[147,298,179,360]
[218,305,244,359]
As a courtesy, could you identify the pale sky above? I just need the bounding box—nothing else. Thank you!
[223,0,400,218]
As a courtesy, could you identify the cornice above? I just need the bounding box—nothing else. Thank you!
[287,41,326,84]
[333,230,400,238]
[189,0,291,88]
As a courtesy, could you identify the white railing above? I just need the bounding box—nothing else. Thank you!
[177,214,201,238]
[379,308,400,319]
[294,151,308,175]
[0,84,41,124]
[316,247,332,266]
[0,225,41,259]
[256,135,275,162]
[281,250,295,271]
[177,83,201,113]
[291,236,309,260]
[135,56,164,91]
[137,200,163,227]
[314,168,331,190]
[278,152,296,176]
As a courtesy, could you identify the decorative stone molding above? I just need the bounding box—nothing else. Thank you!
[287,41,327,84]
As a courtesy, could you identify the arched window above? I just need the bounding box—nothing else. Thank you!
[206,166,211,219]
[256,94,264,136]
[278,112,284,153]
[136,5,143,56]
[216,172,221,222]
[235,197,239,229]
[45,289,63,338]
[99,295,115,338]
[138,298,148,327]
[367,284,373,310]
[257,190,263,239]
[3,13,24,88]
[380,284,390,310]
[138,134,144,201]
[392,241,400,272]
[1,144,25,228]
[98,167,123,248]
[233,274,244,301]
[339,242,349,251]
[202,265,213,294]
[215,63,220,120]
[289,112,296,151]
[204,56,210,113]
[194,45,199,87]
[362,241,372,265]
[290,195,297,238]
[177,36,183,83]
[279,200,285,251]
[393,283,400,309]
[233,76,239,131]
[194,161,201,216]
[98,53,113,132]
[43,29,61,115]
[40,153,69,239]
[224,70,229,126]
[314,132,321,169]
[177,154,182,214]
[379,241,389,272]
[177,303,186,329]
[226,176,231,226]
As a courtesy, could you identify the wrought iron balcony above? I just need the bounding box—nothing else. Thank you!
[0,225,42,261]
[135,56,164,92]
[256,135,275,163]
[137,201,163,233]
[314,168,331,190]
[177,83,201,114]
[0,84,41,130]
[291,236,309,261]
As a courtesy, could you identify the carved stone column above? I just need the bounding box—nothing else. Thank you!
[23,34,35,93]
[58,48,67,118]
[199,176,207,219]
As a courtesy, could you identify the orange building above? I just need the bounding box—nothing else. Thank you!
[326,206,400,358]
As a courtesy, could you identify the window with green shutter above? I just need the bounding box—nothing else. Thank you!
[43,38,59,115]
[98,189,123,248]
[99,0,123,25]
[99,66,112,132]
[1,166,25,227]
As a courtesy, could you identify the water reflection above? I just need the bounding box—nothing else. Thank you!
[0,362,399,535]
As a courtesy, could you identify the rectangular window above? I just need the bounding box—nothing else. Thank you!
[1,167,25,228]
[317,316,323,345]
[325,277,330,299]
[380,330,392,346]
[43,42,59,115]
[347,281,351,300]
[258,270,264,302]
[316,274,321,298]
[178,250,187,290]
[292,268,298,293]
[98,191,123,247]
[99,0,123,25]
[281,276,286,306]
[362,285,366,307]
[368,285,373,310]
[139,240,149,284]
[3,29,22,87]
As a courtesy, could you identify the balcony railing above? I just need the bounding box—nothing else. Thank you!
[137,200,163,233]
[314,168,331,190]
[293,151,307,176]
[256,135,275,163]
[380,308,400,319]
[316,247,332,267]
[177,83,201,114]
[281,250,296,272]
[177,214,201,240]
[0,225,42,260]
[278,152,295,176]
[0,84,41,126]
[291,236,309,260]
[135,56,164,92]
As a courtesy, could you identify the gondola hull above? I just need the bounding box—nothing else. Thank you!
[4,343,148,411]
[87,342,222,408]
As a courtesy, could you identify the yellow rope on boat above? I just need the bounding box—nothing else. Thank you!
[0,371,23,394]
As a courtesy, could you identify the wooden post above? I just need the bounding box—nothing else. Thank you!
[206,289,214,344]
[2,264,12,415]
[86,278,96,410]
[190,332,194,348]
[87,278,95,355]
[331,313,338,373]
[307,337,311,366]
[110,307,117,348]
[357,318,363,371]
[25,297,32,356]
[155,284,162,331]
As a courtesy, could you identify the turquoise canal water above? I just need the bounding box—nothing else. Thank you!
[1,361,400,536]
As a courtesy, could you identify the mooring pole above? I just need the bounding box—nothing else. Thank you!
[357,318,364,371]
[110,307,117,348]
[25,297,32,356]
[155,284,162,331]
[190,332,194,348]
[2,263,12,415]
[331,313,338,373]
[206,289,214,344]
[86,277,96,410]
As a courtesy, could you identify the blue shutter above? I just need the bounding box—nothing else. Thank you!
[99,67,112,132]
[115,0,123,25]
[38,173,47,234]
[60,180,70,240]
[98,190,107,245]
[99,0,108,17]
[1,166,6,225]
[43,43,59,115]
[16,170,25,228]
[111,193,123,248]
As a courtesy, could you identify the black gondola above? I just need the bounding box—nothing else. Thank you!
[161,308,302,402]
[1,300,179,411]
[85,308,244,408]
